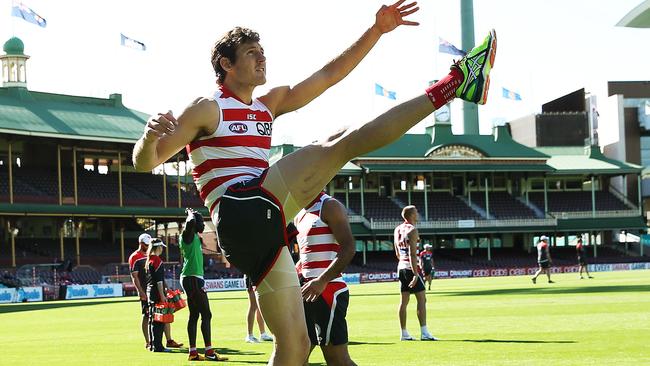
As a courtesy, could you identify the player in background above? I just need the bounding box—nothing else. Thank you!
[295,192,357,365]
[576,237,593,279]
[244,274,274,343]
[418,243,435,290]
[145,238,169,352]
[531,235,554,284]
[394,205,436,341]
[129,234,182,350]
[180,209,228,361]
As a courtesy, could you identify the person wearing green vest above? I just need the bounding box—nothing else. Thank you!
[180,209,227,362]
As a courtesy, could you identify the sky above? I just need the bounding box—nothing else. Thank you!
[1,0,649,146]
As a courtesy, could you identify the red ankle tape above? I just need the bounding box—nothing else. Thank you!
[425,68,463,109]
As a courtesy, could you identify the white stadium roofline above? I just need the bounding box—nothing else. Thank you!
[617,0,650,28]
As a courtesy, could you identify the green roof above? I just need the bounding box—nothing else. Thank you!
[361,163,552,173]
[270,143,362,175]
[0,87,149,143]
[3,37,24,55]
[536,146,642,174]
[361,124,548,159]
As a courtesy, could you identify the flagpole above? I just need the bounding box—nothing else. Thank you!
[11,0,16,36]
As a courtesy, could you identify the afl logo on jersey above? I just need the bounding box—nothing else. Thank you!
[229,123,248,134]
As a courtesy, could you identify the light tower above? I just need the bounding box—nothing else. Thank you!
[1,37,30,88]
[461,0,479,135]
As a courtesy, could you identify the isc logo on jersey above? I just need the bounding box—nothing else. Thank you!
[229,123,248,134]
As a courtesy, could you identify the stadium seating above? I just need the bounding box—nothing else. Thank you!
[333,192,402,220]
[469,192,538,219]
[396,191,482,220]
[529,191,630,213]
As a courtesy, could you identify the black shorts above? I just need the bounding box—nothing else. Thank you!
[304,282,349,346]
[181,276,206,298]
[217,174,288,287]
[140,300,149,316]
[578,258,587,266]
[539,261,550,269]
[398,269,426,293]
[423,267,433,276]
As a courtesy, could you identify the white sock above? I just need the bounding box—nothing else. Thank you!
[421,325,430,335]
[401,329,410,337]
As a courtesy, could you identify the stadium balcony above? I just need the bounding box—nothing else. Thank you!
[529,191,636,217]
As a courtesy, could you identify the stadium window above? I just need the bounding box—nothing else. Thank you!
[15,157,20,167]
[416,179,424,190]
[0,160,3,165]
[2,64,7,82]
[530,180,544,190]
[454,238,470,249]
[433,177,450,190]
[493,175,506,189]
[565,179,581,190]
[400,180,407,191]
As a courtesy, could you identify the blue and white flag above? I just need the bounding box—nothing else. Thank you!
[438,37,465,56]
[11,2,46,28]
[120,33,146,51]
[375,83,396,100]
[502,87,522,101]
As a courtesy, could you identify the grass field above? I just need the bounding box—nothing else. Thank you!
[2,270,649,366]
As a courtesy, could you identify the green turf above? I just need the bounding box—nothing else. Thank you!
[2,270,649,365]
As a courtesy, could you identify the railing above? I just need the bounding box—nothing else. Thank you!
[551,210,641,219]
[368,218,557,230]
[608,186,638,210]
[349,215,372,227]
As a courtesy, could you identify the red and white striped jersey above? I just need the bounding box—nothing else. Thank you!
[394,221,416,270]
[186,86,274,223]
[295,193,345,284]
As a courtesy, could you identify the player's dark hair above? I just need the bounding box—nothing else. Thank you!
[211,27,260,84]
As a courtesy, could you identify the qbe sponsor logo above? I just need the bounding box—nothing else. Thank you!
[508,268,527,276]
[490,268,508,277]
[472,269,490,277]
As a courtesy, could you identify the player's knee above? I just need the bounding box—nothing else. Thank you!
[189,311,200,323]
[276,332,310,362]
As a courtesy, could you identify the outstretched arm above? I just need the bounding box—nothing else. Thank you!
[301,199,356,302]
[262,0,419,117]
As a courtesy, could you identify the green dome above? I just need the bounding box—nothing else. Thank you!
[3,37,25,55]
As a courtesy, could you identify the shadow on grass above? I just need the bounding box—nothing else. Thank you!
[348,341,394,346]
[169,347,266,364]
[0,298,136,314]
[440,284,650,297]
[443,339,576,344]
[191,347,264,356]
[348,284,650,298]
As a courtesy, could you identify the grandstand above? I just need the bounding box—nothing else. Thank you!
[0,36,648,294]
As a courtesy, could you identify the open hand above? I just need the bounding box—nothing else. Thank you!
[375,0,420,34]
[301,278,327,302]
